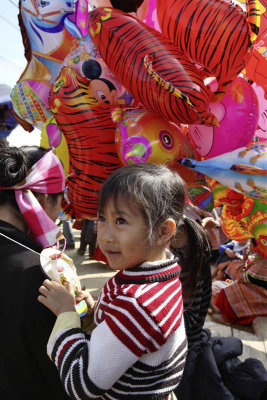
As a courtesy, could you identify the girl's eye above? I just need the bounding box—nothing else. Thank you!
[116,218,126,225]
[98,215,105,222]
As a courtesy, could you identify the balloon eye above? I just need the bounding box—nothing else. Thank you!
[159,130,174,149]
[39,0,50,7]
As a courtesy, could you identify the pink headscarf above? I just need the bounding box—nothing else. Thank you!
[1,149,65,248]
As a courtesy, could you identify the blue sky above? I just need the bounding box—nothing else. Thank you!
[0,0,40,145]
[0,0,25,89]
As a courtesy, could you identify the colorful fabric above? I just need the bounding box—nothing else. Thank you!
[0,149,65,248]
[215,259,267,322]
[47,256,187,399]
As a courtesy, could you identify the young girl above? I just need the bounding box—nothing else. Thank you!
[38,163,192,400]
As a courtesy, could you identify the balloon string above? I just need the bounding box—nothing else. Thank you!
[0,232,51,262]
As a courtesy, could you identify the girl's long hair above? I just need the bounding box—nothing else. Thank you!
[180,217,211,300]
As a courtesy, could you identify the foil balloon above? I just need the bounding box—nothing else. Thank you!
[242,0,267,87]
[253,82,267,141]
[157,0,261,100]
[40,116,69,176]
[209,180,267,258]
[180,142,267,200]
[112,108,193,166]
[221,197,267,259]
[49,67,122,218]
[88,7,218,126]
[188,77,259,159]
[61,37,134,106]
[141,0,161,31]
[11,0,83,130]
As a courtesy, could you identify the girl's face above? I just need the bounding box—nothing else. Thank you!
[97,196,167,270]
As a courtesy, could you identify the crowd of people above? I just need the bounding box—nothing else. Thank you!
[0,143,266,400]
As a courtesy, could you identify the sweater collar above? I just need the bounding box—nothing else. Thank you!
[115,251,181,285]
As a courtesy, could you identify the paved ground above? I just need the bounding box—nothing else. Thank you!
[65,228,267,369]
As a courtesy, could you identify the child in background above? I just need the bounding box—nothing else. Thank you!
[39,163,193,400]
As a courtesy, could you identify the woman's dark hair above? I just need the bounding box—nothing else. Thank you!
[98,163,186,245]
[110,0,145,13]
[0,146,54,209]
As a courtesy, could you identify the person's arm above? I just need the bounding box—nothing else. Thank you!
[47,316,139,399]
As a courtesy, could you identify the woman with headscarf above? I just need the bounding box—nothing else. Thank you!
[0,146,71,400]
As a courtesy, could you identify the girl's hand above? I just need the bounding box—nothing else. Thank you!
[38,279,76,316]
[75,288,96,315]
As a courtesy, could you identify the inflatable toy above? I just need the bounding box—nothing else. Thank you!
[242,0,267,88]
[61,38,134,106]
[11,0,83,130]
[40,116,69,176]
[180,142,267,200]
[49,67,122,218]
[188,77,259,159]
[253,82,267,141]
[113,109,193,166]
[88,7,218,126]
[157,0,260,99]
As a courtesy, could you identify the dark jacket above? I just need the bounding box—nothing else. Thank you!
[0,220,70,400]
[175,329,267,400]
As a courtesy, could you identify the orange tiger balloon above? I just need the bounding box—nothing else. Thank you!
[88,7,218,126]
[49,67,122,218]
[157,0,260,100]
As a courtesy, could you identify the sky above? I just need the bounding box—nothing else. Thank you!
[0,0,41,146]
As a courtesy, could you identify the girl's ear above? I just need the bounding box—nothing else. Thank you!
[156,218,176,245]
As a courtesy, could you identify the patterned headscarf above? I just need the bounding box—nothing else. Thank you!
[0,149,65,248]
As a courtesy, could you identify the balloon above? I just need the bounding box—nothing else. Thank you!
[112,109,193,166]
[40,116,69,176]
[188,77,259,159]
[221,197,267,259]
[179,142,267,200]
[61,37,134,106]
[208,179,267,258]
[252,82,267,141]
[88,7,218,126]
[0,84,18,138]
[242,0,267,87]
[49,67,122,218]
[11,0,83,130]
[156,0,261,99]
[141,0,161,31]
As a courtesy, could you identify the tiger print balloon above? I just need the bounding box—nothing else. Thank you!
[49,67,122,218]
[87,7,218,126]
[156,0,260,100]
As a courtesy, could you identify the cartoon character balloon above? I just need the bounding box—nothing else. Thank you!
[113,109,193,166]
[11,0,83,130]
[242,0,267,88]
[188,77,259,159]
[180,142,267,200]
[157,0,261,99]
[209,180,267,258]
[88,7,218,126]
[61,37,134,106]
[49,67,122,218]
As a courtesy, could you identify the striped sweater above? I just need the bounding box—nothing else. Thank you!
[48,257,187,399]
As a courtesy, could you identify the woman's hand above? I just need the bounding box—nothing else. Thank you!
[38,279,76,316]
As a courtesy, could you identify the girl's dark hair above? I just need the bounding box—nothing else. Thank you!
[0,146,52,209]
[99,163,186,245]
[110,0,145,13]
[180,218,211,300]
